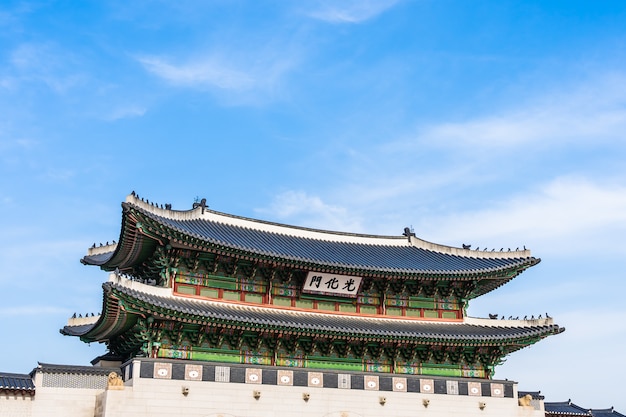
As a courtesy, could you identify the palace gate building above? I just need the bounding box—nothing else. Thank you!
[3,193,566,417]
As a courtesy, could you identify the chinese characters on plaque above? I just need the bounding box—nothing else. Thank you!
[302,272,362,298]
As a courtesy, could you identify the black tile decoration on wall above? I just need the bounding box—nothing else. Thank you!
[262,369,277,385]
[230,367,245,383]
[134,359,516,399]
[293,371,308,387]
[434,379,447,394]
[139,362,153,379]
[351,375,364,390]
[323,373,338,388]
[379,377,392,392]
[172,363,185,380]
[458,381,469,395]
[407,378,420,393]
[202,365,215,381]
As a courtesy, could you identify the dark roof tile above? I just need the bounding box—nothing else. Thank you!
[0,372,35,392]
[545,401,593,416]
[591,408,626,417]
[83,199,539,278]
[152,211,534,274]
[68,281,564,345]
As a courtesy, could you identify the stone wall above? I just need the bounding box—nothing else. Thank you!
[98,376,544,417]
[93,359,545,417]
[1,359,546,417]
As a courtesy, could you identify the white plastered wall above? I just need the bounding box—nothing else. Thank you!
[92,368,544,417]
[0,394,33,417]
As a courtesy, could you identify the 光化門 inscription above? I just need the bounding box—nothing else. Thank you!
[303,272,362,298]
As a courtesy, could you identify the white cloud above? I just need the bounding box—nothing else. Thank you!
[254,176,626,258]
[39,168,76,182]
[307,0,399,23]
[421,176,626,255]
[388,73,626,151]
[7,42,85,93]
[256,190,364,232]
[104,105,147,121]
[137,50,296,104]
[138,56,256,91]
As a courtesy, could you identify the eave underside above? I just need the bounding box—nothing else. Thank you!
[63,281,563,361]
[82,204,539,299]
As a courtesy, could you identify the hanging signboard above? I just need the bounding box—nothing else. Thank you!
[302,271,362,298]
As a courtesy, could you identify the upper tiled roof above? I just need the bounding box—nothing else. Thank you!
[63,277,564,346]
[0,372,35,394]
[82,194,539,279]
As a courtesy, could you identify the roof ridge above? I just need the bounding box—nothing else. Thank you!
[124,193,532,259]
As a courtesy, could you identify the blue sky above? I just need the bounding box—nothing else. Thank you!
[1,0,626,411]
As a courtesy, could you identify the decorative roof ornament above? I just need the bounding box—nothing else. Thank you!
[402,226,415,242]
[193,197,208,214]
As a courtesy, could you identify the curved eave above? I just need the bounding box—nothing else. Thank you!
[127,203,539,281]
[60,282,139,343]
[81,203,159,270]
[97,281,563,349]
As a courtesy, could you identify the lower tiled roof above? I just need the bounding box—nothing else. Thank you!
[64,280,564,347]
[0,372,35,394]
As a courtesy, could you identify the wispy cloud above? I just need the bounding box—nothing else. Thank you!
[256,190,364,232]
[422,176,626,255]
[306,0,399,23]
[387,73,626,151]
[104,105,147,121]
[257,175,626,259]
[38,168,77,182]
[8,43,86,93]
[136,50,296,104]
[138,56,256,90]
